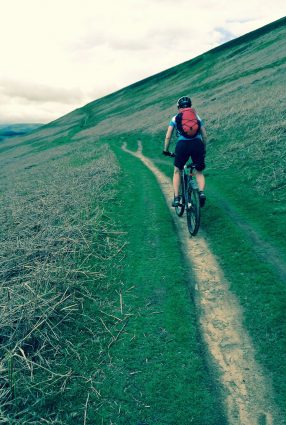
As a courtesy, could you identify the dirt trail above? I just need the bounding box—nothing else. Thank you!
[122,141,281,425]
[154,157,286,285]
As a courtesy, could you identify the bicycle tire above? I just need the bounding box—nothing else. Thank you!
[175,174,186,217]
[175,195,185,216]
[186,186,200,236]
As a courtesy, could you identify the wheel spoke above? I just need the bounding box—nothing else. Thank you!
[186,188,200,236]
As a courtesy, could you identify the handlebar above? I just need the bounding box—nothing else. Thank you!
[162,151,197,170]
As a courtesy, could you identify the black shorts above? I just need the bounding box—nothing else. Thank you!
[174,138,206,171]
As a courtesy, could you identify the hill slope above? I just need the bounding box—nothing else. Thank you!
[1,16,285,424]
[4,16,285,202]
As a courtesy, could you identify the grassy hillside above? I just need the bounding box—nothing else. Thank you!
[0,16,285,424]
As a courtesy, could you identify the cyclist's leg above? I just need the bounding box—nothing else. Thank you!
[189,139,206,206]
[173,166,181,197]
[195,171,205,191]
[172,141,190,206]
[189,139,206,188]
[173,140,189,198]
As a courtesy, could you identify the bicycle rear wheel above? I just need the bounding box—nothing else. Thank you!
[186,187,200,236]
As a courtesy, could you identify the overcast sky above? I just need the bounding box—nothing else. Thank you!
[0,0,284,124]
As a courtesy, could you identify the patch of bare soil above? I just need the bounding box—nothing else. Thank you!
[122,141,281,425]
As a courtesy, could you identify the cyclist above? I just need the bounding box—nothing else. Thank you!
[163,96,207,207]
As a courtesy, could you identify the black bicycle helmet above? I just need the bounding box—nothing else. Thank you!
[177,96,192,108]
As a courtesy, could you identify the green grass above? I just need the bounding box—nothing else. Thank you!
[16,137,226,425]
[86,140,226,424]
[202,193,286,423]
[136,135,286,421]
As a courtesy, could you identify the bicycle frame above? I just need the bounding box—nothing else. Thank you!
[176,163,201,236]
[181,164,198,201]
[166,152,201,235]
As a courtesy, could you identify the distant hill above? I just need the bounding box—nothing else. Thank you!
[0,123,42,141]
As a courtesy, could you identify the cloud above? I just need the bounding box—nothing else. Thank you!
[0,80,87,124]
[0,80,84,104]
[0,95,72,124]
[0,0,284,123]
[214,27,236,44]
[73,34,148,53]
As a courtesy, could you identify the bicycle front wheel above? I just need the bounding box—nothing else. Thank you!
[175,174,187,217]
[186,188,200,236]
[175,195,185,217]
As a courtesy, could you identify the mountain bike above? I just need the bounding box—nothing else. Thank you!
[167,153,201,236]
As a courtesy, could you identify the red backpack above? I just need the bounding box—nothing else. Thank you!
[175,107,201,138]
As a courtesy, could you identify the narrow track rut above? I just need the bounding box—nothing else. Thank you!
[210,195,286,284]
[122,141,281,425]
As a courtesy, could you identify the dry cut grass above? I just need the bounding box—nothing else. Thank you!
[0,140,122,423]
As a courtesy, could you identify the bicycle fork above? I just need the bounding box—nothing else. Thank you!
[186,175,198,209]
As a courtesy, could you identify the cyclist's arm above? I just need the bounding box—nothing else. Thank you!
[164,125,174,152]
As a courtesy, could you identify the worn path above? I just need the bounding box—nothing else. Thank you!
[122,141,281,425]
